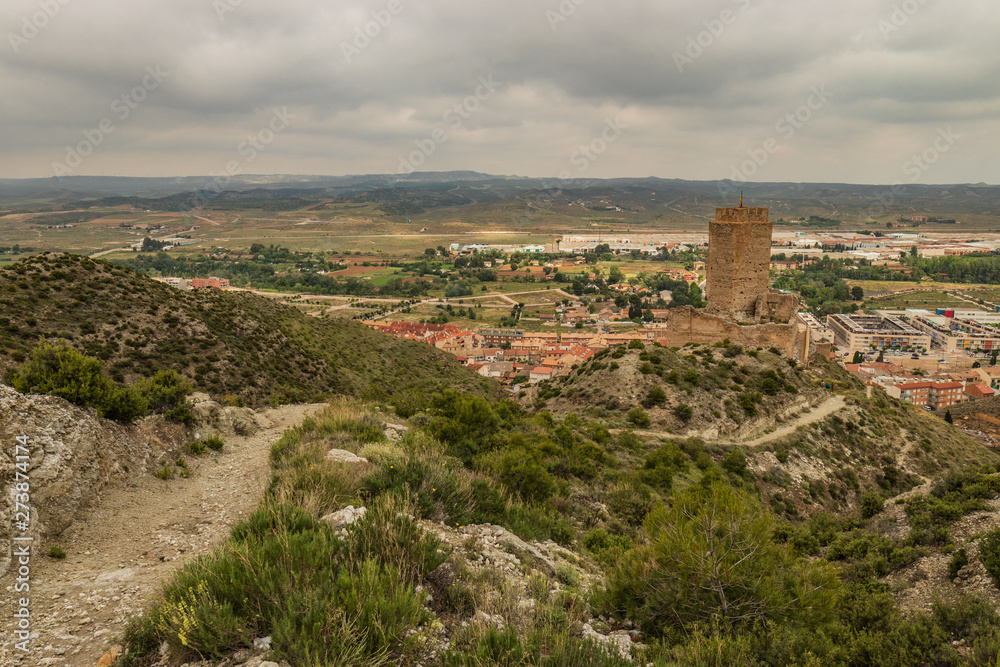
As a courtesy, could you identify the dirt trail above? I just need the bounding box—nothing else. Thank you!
[611,396,847,446]
[0,403,324,667]
[736,395,846,446]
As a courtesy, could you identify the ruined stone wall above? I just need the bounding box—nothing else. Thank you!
[755,291,799,324]
[650,306,803,359]
[706,207,771,321]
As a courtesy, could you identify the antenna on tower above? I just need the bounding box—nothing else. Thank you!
[739,191,744,208]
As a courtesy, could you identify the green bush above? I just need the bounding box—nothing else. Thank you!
[127,500,436,665]
[980,528,1000,587]
[583,527,632,567]
[12,340,110,408]
[647,384,667,406]
[165,402,195,425]
[596,484,839,637]
[189,440,207,455]
[721,450,747,477]
[47,545,67,559]
[948,547,969,579]
[626,407,650,428]
[860,491,885,519]
[11,340,148,422]
[606,484,653,526]
[493,451,557,503]
[637,442,688,492]
[204,435,225,451]
[674,403,693,421]
[441,627,633,667]
[134,370,193,413]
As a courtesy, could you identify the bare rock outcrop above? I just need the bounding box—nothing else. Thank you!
[0,384,189,576]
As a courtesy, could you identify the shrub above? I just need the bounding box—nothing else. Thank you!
[134,370,193,413]
[165,402,195,425]
[154,465,172,480]
[860,491,885,520]
[12,340,110,407]
[626,407,650,428]
[979,528,1000,587]
[104,386,148,423]
[583,527,632,568]
[556,563,579,587]
[204,435,224,451]
[127,499,442,665]
[721,450,747,477]
[12,340,149,422]
[189,441,207,455]
[492,450,557,503]
[638,442,688,491]
[647,384,667,406]
[47,546,67,559]
[606,483,653,526]
[674,403,693,421]
[948,548,968,579]
[596,484,839,636]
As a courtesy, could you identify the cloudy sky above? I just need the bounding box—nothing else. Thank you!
[1,0,998,183]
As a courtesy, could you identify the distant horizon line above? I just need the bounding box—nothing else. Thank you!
[0,172,996,188]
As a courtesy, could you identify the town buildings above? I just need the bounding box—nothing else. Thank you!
[190,277,230,289]
[827,314,931,351]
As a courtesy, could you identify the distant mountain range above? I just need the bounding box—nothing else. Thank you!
[2,172,998,224]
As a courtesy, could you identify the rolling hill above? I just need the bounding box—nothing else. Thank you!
[0,252,499,407]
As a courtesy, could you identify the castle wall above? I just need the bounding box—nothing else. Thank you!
[650,306,803,360]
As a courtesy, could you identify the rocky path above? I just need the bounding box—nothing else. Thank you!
[735,395,846,446]
[610,396,847,446]
[0,403,324,667]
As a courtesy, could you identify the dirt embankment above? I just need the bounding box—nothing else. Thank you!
[0,388,323,667]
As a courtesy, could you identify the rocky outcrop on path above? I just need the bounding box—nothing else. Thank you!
[0,384,190,577]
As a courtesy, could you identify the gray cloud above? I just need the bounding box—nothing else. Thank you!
[0,0,997,183]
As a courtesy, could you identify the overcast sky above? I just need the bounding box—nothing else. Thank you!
[1,0,998,183]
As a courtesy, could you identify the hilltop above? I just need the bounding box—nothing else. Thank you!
[527,343,997,518]
[0,253,499,408]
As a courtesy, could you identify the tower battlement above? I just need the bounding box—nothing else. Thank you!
[715,207,769,223]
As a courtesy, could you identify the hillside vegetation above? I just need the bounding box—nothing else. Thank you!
[115,389,1000,666]
[0,253,498,408]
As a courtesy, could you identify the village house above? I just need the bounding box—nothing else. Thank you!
[965,384,996,401]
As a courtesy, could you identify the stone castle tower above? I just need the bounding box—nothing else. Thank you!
[706,204,772,321]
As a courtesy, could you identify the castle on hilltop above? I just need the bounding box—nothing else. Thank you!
[646,201,810,359]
